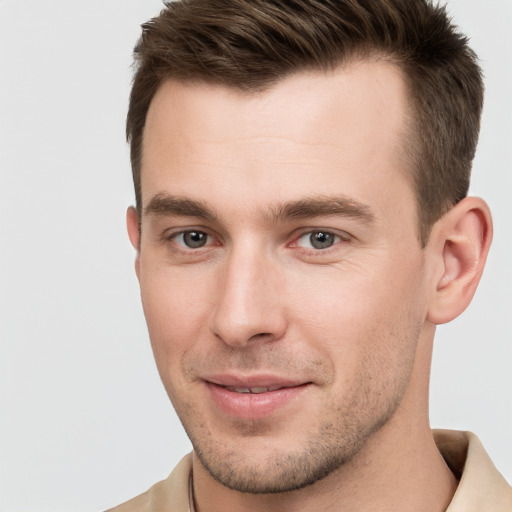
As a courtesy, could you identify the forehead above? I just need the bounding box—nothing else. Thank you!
[141,60,413,220]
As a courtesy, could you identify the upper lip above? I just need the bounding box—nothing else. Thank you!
[203,374,309,390]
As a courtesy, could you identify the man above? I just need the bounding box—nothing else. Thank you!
[109,0,512,510]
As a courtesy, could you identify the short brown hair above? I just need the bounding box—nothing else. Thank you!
[127,0,483,245]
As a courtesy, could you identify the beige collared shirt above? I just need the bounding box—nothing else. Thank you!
[106,430,512,511]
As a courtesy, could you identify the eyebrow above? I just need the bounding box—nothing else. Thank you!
[144,193,375,225]
[144,194,217,220]
[268,195,375,224]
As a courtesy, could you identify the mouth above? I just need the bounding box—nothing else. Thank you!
[203,375,311,419]
[220,384,291,394]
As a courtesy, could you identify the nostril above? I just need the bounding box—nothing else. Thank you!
[248,332,272,342]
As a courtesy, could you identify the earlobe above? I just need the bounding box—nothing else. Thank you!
[427,197,493,325]
[126,206,141,279]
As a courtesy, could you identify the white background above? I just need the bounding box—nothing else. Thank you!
[0,1,510,511]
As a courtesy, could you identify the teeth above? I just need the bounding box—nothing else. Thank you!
[225,386,282,394]
[234,387,251,393]
[249,387,269,394]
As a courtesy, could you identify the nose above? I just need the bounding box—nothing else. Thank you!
[209,245,287,348]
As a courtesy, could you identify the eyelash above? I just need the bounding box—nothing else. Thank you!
[167,229,219,251]
[289,230,350,252]
[163,228,352,257]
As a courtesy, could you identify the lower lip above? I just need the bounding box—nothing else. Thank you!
[206,382,309,420]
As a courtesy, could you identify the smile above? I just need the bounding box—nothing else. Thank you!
[222,385,286,394]
[204,376,311,419]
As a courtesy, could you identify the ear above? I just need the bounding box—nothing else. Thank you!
[427,197,492,325]
[126,206,141,280]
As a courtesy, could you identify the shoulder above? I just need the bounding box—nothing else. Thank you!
[104,454,192,512]
[434,430,512,511]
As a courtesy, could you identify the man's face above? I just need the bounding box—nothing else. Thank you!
[133,62,433,493]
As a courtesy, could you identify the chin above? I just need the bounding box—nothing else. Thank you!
[190,416,387,494]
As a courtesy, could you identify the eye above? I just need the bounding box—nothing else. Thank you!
[295,230,342,250]
[173,230,211,249]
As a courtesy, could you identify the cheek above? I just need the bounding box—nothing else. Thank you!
[139,265,212,374]
[286,258,426,368]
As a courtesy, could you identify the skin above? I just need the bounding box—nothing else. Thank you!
[127,61,492,512]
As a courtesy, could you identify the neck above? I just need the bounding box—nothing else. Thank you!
[192,423,457,512]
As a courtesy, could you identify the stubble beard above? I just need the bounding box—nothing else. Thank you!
[169,319,421,495]
[193,410,395,494]
[181,359,414,494]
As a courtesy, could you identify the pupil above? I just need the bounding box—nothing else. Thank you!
[310,231,334,249]
[184,231,206,248]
